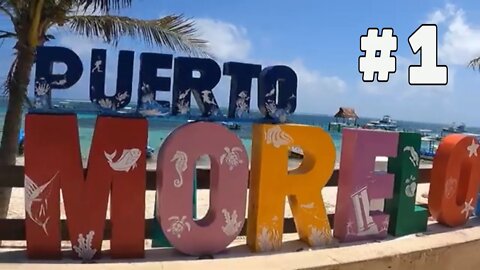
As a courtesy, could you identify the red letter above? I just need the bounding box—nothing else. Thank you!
[25,114,147,259]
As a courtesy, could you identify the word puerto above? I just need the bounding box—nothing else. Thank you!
[33,46,298,122]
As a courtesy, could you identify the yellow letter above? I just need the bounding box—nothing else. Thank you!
[246,124,336,252]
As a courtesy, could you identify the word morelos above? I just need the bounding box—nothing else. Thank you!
[33,46,298,122]
[24,113,480,260]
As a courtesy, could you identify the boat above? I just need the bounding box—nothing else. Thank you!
[441,122,466,136]
[363,115,398,131]
[221,121,241,130]
[328,107,359,132]
[419,129,480,161]
[417,129,434,137]
[420,136,438,161]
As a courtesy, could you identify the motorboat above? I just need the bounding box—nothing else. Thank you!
[363,115,398,131]
[441,122,466,136]
[221,121,241,130]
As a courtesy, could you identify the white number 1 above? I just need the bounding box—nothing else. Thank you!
[408,24,448,85]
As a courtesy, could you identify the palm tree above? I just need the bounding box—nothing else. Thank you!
[0,0,210,219]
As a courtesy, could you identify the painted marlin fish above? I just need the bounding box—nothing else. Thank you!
[104,148,141,172]
[25,171,59,235]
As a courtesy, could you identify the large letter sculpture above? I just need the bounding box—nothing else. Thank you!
[429,134,480,227]
[246,124,335,252]
[156,121,248,255]
[89,49,135,111]
[34,46,83,109]
[25,113,147,259]
[334,129,398,242]
[384,132,428,236]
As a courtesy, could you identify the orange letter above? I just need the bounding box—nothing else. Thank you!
[246,124,335,252]
[429,134,480,227]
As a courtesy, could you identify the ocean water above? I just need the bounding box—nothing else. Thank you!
[75,112,480,162]
[74,113,346,161]
[1,98,479,162]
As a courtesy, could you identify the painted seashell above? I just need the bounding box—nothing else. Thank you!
[405,182,417,198]
[265,126,293,148]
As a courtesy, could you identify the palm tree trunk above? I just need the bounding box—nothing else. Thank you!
[0,45,35,219]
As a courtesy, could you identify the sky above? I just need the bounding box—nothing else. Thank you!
[1,1,480,125]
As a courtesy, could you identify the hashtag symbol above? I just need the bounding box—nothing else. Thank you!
[359,28,398,82]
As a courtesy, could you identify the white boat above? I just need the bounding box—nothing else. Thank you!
[221,121,241,130]
[441,122,466,135]
[363,115,398,131]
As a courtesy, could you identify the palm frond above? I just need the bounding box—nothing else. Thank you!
[77,0,132,13]
[0,0,15,23]
[0,30,16,39]
[468,57,480,71]
[65,14,211,57]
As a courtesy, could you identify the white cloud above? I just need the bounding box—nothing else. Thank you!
[191,18,348,114]
[57,35,104,57]
[195,18,252,61]
[274,59,347,114]
[426,4,456,24]
[289,59,347,94]
[428,4,480,65]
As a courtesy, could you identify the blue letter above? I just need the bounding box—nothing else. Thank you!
[34,46,83,109]
[223,62,261,119]
[172,57,221,117]
[137,53,173,116]
[258,66,297,122]
[90,49,134,111]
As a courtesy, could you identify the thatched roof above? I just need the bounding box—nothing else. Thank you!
[334,107,358,119]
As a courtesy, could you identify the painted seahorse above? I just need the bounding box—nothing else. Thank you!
[170,151,188,187]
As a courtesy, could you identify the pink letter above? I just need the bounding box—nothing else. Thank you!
[334,129,398,242]
[156,121,249,255]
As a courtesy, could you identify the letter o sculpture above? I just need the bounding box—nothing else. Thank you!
[156,121,249,255]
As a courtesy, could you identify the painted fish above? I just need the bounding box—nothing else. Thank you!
[104,148,141,172]
[178,89,191,100]
[25,171,58,235]
[115,91,130,101]
[201,90,217,105]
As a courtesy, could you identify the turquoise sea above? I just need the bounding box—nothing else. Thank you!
[1,98,479,162]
